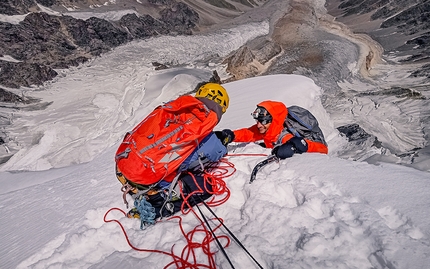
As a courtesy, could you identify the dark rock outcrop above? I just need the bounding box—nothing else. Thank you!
[0,0,268,96]
[118,13,169,38]
[337,124,372,144]
[0,87,25,103]
[0,0,38,15]
[222,38,283,82]
[0,61,58,88]
[148,0,175,5]
[159,2,199,33]
[0,0,200,94]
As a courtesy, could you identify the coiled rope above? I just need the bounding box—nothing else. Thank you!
[104,158,238,269]
[134,198,156,229]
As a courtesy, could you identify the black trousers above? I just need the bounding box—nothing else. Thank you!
[148,173,213,218]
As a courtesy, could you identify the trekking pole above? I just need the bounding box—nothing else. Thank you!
[193,202,236,269]
[249,155,278,184]
[185,179,264,269]
[199,200,265,269]
[183,175,265,268]
[183,182,236,268]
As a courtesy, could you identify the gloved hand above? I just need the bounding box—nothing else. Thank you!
[271,144,294,159]
[215,129,235,146]
[271,146,280,157]
[289,137,308,153]
[271,137,308,159]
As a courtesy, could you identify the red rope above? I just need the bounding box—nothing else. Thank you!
[226,153,268,157]
[104,158,236,269]
[181,158,235,214]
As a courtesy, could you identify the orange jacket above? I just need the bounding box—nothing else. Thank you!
[233,101,328,154]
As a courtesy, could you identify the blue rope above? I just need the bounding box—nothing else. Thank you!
[134,198,156,230]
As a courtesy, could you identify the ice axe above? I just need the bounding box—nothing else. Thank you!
[249,155,278,183]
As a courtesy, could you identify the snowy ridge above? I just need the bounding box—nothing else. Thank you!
[1,73,429,268]
[1,2,430,267]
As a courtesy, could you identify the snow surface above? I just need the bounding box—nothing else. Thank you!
[1,3,430,268]
[1,68,429,268]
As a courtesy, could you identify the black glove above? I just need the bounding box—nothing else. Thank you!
[271,137,308,159]
[215,129,235,146]
[289,137,308,153]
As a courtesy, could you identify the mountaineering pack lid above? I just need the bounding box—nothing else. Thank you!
[251,106,272,125]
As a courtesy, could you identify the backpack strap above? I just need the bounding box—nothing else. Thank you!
[275,127,291,147]
[275,110,315,146]
[158,173,182,218]
[275,112,303,146]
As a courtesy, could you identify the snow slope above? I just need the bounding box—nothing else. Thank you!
[0,2,429,267]
[1,72,429,269]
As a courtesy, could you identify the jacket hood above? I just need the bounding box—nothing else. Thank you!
[257,100,288,147]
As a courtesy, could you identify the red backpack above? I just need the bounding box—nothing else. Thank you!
[115,95,218,186]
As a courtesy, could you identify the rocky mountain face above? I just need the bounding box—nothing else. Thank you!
[0,9,194,86]
[220,0,430,84]
[321,0,430,168]
[0,0,262,100]
[1,0,429,168]
[0,0,266,163]
[326,0,430,77]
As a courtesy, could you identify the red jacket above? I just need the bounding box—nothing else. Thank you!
[233,101,328,154]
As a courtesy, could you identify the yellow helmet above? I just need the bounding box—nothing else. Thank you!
[195,83,229,113]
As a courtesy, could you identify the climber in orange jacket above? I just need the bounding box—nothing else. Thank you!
[233,100,328,159]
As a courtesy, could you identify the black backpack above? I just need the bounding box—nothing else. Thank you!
[277,105,327,146]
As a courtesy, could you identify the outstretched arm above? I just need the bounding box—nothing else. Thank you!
[233,125,264,143]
